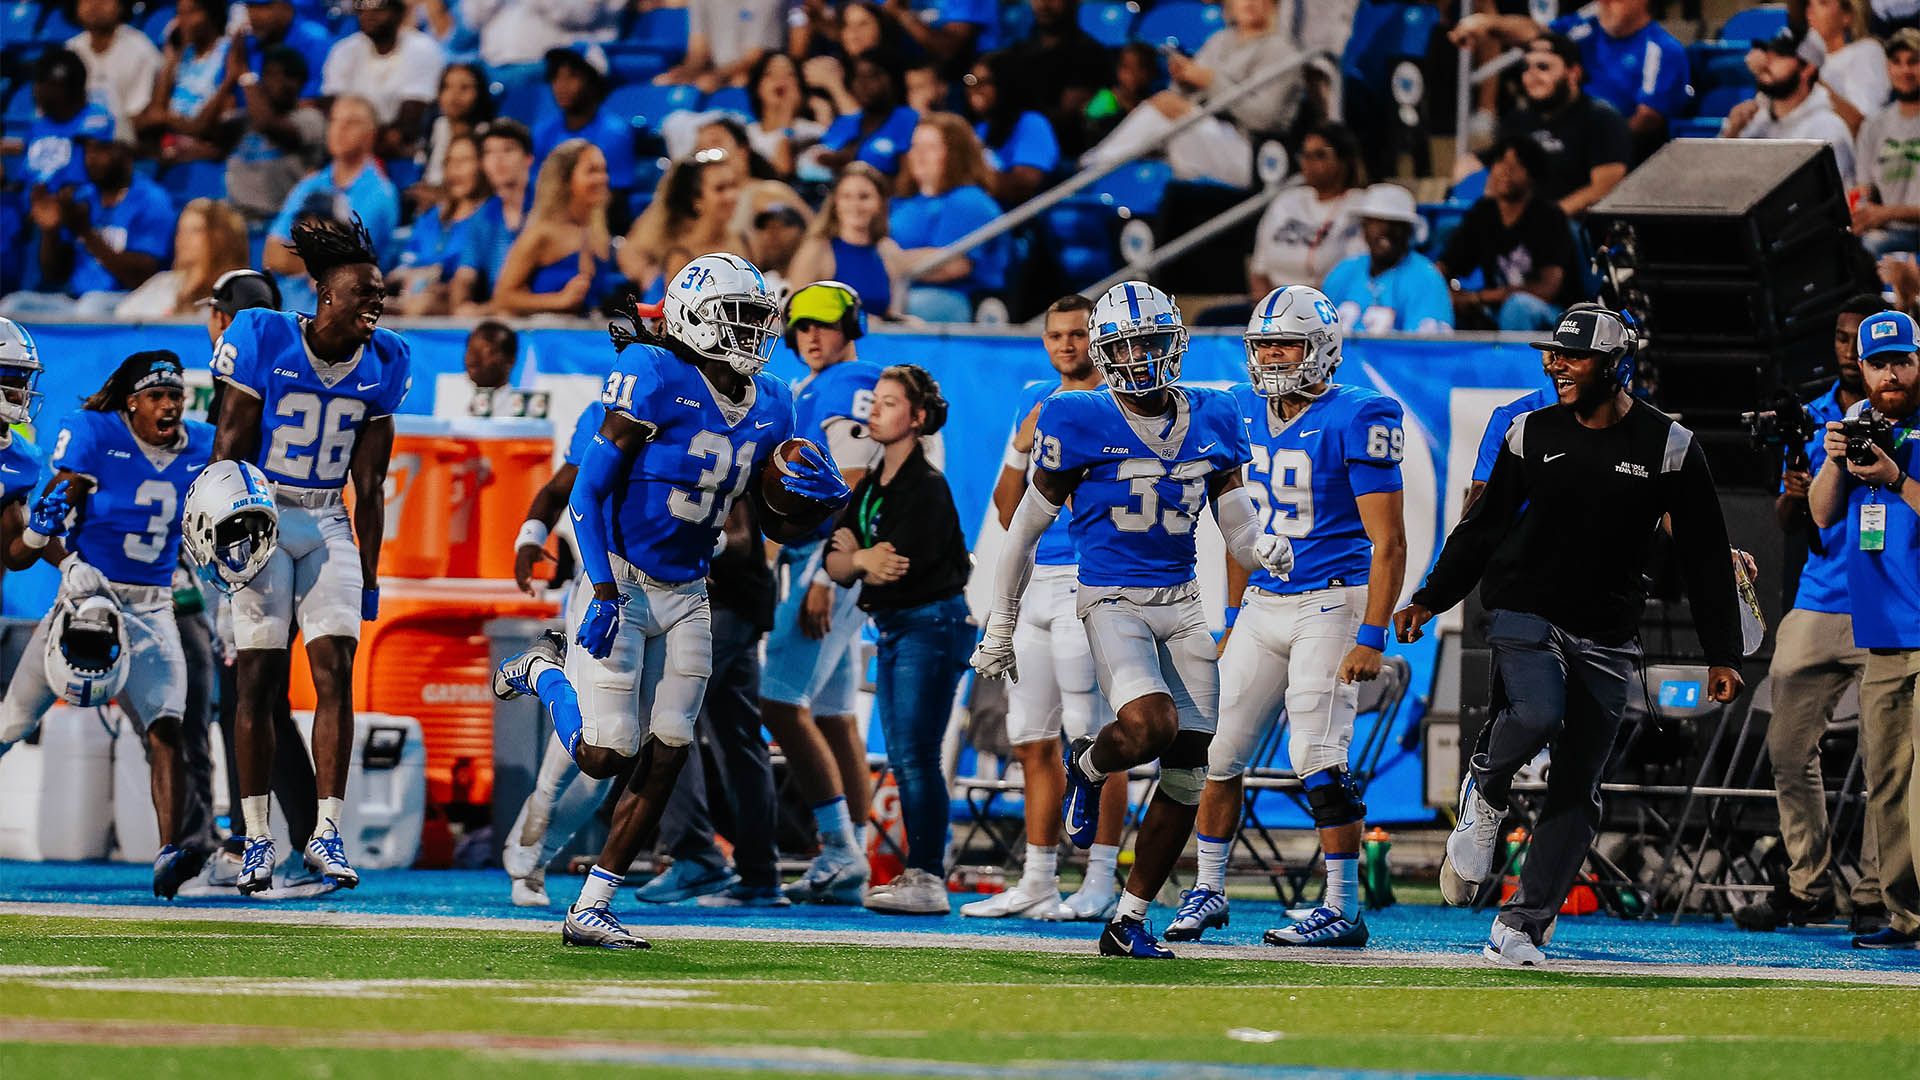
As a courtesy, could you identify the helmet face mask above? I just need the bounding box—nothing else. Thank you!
[212,511,276,581]
[45,595,129,708]
[182,461,279,595]
[1090,283,1187,396]
[1244,286,1342,399]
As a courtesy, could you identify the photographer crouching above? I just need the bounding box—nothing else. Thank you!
[1808,309,1920,950]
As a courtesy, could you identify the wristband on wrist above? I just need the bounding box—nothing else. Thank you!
[1223,605,1240,630]
[20,528,48,549]
[811,569,834,588]
[1003,444,1029,470]
[514,519,549,549]
[1356,623,1388,651]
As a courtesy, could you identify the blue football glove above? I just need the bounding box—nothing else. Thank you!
[780,442,851,507]
[25,480,70,544]
[577,590,629,659]
[361,586,380,622]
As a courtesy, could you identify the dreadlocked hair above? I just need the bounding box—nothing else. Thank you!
[287,214,379,284]
[878,364,948,436]
[83,351,183,413]
[607,292,666,354]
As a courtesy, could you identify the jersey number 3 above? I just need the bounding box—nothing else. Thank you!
[267,392,366,483]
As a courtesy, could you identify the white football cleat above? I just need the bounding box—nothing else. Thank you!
[563,902,648,949]
[512,866,551,907]
[1482,920,1546,967]
[1055,877,1121,922]
[1164,885,1229,942]
[237,836,276,896]
[960,877,1065,919]
[305,826,360,888]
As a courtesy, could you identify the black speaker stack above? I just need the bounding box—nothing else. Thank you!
[1584,139,1878,489]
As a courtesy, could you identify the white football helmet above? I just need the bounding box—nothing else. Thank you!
[662,252,783,376]
[0,316,44,425]
[1089,282,1188,395]
[181,460,279,594]
[1245,285,1343,399]
[45,594,129,708]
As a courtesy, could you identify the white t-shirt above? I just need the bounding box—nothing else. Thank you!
[1822,37,1891,118]
[321,28,447,125]
[67,26,160,138]
[1248,185,1366,288]
[1729,86,1858,186]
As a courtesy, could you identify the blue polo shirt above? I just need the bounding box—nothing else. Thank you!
[977,112,1059,175]
[66,176,175,295]
[1791,384,1855,614]
[890,183,1007,292]
[24,104,115,190]
[269,163,402,268]
[532,104,637,192]
[1321,251,1454,334]
[1551,12,1692,122]
[1838,401,1920,648]
[243,19,333,99]
[820,106,919,176]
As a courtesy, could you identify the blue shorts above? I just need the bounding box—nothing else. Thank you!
[761,539,865,715]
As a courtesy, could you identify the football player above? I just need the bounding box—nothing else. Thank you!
[0,349,218,900]
[763,280,885,906]
[971,282,1294,958]
[1165,285,1407,948]
[963,294,1127,922]
[210,216,413,894]
[492,255,850,949]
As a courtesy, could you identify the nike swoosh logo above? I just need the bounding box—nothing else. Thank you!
[1319,605,1343,613]
[1299,429,1321,437]
[356,381,380,391]
[1064,787,1082,823]
[754,420,774,429]
[570,508,584,522]
[1197,442,1217,453]
[187,464,206,472]
[1544,452,1566,462]
[0,466,19,474]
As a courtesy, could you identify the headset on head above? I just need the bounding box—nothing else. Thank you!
[782,281,868,351]
[1560,301,1640,388]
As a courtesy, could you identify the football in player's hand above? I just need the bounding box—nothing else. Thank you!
[761,437,832,519]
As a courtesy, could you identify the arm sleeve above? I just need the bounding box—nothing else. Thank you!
[1344,397,1405,496]
[569,430,626,588]
[991,482,1062,613]
[1666,436,1744,668]
[1215,483,1269,571]
[1412,418,1530,613]
[564,401,607,467]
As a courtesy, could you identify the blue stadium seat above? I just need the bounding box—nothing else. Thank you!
[1696,84,1750,120]
[1078,1,1136,49]
[604,42,669,85]
[1000,1,1034,46]
[1669,117,1725,140]
[1085,159,1173,217]
[37,5,79,42]
[3,81,35,127]
[1689,41,1751,88]
[142,4,174,47]
[159,160,228,209]
[1417,202,1472,259]
[1,1,42,47]
[1135,0,1222,53]
[1718,5,1787,43]
[624,6,689,52]
[705,86,752,119]
[491,65,550,125]
[607,82,701,135]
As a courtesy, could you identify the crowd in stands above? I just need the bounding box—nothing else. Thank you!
[6,0,1920,328]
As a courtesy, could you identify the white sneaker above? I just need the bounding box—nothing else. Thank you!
[512,866,551,907]
[783,843,869,905]
[863,869,951,915]
[204,848,244,888]
[502,841,541,882]
[960,876,1064,919]
[1441,775,1503,905]
[1055,876,1121,922]
[1482,920,1546,967]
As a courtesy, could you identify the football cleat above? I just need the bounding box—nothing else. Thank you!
[151,844,208,900]
[696,883,792,908]
[494,629,568,701]
[305,826,360,888]
[1482,920,1546,967]
[1099,916,1175,959]
[960,877,1064,919]
[1164,885,1229,942]
[1061,737,1101,850]
[634,859,736,904]
[1056,877,1121,922]
[1263,907,1369,948]
[237,836,276,896]
[1440,774,1502,906]
[783,843,869,904]
[512,867,551,908]
[563,902,649,949]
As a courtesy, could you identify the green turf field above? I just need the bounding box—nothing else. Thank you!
[1,915,1916,1079]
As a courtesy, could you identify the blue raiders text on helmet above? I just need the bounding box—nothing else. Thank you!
[1245,285,1344,399]
[181,460,280,594]
[663,253,784,376]
[0,316,45,426]
[1089,282,1189,395]
[45,593,129,708]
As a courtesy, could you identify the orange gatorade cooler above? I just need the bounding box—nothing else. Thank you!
[378,417,477,579]
[287,579,559,806]
[448,417,554,581]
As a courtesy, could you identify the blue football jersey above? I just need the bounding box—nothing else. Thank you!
[1034,386,1250,588]
[599,345,795,583]
[0,433,46,508]
[1009,379,1077,567]
[213,309,414,490]
[1235,383,1404,594]
[564,400,609,468]
[52,411,215,587]
[1473,387,1557,483]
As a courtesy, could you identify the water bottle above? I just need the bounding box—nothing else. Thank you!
[1361,826,1395,909]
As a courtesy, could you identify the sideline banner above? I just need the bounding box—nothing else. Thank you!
[16,323,1549,823]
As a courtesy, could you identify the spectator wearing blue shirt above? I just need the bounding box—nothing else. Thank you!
[0,131,173,318]
[889,113,1007,322]
[1320,184,1454,335]
[811,50,919,179]
[963,51,1060,206]
[264,96,402,286]
[240,0,332,101]
[1808,308,1920,950]
[20,48,116,194]
[451,118,536,313]
[532,44,635,229]
[391,133,492,315]
[1450,0,1691,159]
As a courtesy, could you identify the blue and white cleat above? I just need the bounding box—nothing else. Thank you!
[563,902,649,949]
[1061,736,1101,849]
[1099,916,1175,959]
[237,835,276,896]
[1263,906,1369,948]
[151,844,207,900]
[494,629,567,701]
[305,826,360,888]
[1164,885,1229,942]
[634,859,737,904]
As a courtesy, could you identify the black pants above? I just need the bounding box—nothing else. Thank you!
[657,607,778,888]
[1473,609,1639,943]
[173,610,220,854]
[217,662,317,850]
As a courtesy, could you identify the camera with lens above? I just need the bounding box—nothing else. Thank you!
[1841,411,1896,467]
[1741,391,1821,468]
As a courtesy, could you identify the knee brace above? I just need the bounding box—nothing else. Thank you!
[1157,728,1213,805]
[1301,766,1367,828]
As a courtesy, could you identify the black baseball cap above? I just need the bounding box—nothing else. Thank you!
[1530,306,1630,358]
[199,269,282,314]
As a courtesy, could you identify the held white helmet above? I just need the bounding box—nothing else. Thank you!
[662,252,783,376]
[181,460,279,595]
[0,316,45,425]
[1245,285,1343,398]
[45,594,129,708]
[1089,282,1188,395]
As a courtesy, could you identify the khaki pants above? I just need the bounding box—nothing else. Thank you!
[1765,609,1875,903]
[1861,647,1920,934]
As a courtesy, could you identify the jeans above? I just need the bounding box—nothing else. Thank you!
[904,286,974,323]
[1495,293,1562,332]
[871,594,974,876]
